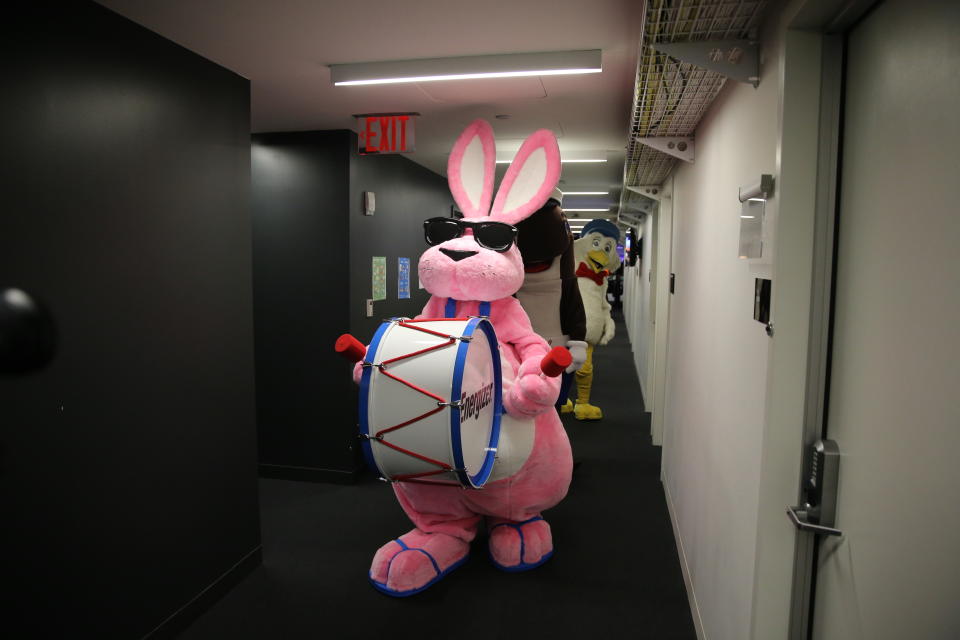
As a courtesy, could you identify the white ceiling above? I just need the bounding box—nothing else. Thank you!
[96,0,645,214]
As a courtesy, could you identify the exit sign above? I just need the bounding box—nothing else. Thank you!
[357,113,417,155]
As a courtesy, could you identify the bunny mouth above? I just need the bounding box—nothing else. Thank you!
[440,248,478,262]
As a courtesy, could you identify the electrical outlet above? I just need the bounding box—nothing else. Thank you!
[366,299,374,317]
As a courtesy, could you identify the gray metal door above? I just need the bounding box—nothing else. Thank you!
[811,1,960,637]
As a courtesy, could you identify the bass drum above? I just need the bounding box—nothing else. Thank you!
[359,317,502,488]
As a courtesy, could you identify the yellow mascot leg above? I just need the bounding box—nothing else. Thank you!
[574,344,602,420]
[575,344,594,403]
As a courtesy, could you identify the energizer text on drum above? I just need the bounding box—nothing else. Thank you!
[460,382,494,423]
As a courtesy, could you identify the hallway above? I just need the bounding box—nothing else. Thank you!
[8,2,960,638]
[181,311,696,639]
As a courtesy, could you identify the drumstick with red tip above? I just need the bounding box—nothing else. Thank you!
[540,346,572,378]
[335,333,367,362]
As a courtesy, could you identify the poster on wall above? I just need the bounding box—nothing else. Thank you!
[372,256,387,301]
[398,257,411,299]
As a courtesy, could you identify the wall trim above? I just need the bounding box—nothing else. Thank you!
[259,463,360,484]
[143,545,262,639]
[664,480,707,640]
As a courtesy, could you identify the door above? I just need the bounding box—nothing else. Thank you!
[811,1,960,638]
[650,176,673,446]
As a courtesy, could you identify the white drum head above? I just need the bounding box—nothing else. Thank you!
[359,317,501,488]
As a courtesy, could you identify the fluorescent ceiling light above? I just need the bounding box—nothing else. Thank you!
[561,191,609,195]
[331,50,601,86]
[566,218,608,223]
[496,158,607,164]
[564,208,610,212]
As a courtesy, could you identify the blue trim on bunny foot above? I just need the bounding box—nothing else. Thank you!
[488,516,554,572]
[368,538,471,598]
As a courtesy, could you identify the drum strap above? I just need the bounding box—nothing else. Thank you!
[444,298,491,318]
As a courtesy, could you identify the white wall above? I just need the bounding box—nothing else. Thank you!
[623,266,640,352]
[623,212,655,400]
[660,24,780,640]
[638,213,654,395]
[623,264,641,365]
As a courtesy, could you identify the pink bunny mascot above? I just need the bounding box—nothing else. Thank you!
[349,120,573,597]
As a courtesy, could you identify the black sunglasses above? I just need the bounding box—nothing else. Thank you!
[423,217,518,252]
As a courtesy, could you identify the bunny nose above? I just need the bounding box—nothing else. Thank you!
[440,248,477,262]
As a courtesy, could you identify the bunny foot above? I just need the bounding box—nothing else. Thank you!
[574,402,603,421]
[369,529,470,597]
[488,516,553,572]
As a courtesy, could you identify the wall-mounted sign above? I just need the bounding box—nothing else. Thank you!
[371,256,387,301]
[356,113,418,155]
[398,257,411,299]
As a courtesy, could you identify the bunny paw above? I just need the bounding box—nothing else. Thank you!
[488,517,553,572]
[505,362,561,417]
[369,529,469,597]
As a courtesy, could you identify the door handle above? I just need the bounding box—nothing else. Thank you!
[0,287,57,376]
[786,505,842,537]
[787,439,842,536]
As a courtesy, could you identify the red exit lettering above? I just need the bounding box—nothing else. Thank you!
[359,115,414,155]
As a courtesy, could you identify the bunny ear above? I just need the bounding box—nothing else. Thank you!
[489,129,561,226]
[447,119,496,218]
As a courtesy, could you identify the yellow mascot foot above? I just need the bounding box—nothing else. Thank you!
[560,399,574,414]
[574,403,603,421]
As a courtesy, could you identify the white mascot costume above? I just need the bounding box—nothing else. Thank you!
[571,219,621,420]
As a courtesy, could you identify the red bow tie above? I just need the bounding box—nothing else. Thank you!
[576,261,609,285]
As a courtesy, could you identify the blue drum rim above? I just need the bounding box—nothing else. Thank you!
[450,317,502,488]
[358,319,393,478]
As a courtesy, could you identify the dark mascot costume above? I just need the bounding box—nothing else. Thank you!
[515,195,587,408]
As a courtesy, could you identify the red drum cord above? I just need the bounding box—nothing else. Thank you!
[367,319,473,487]
[380,339,455,367]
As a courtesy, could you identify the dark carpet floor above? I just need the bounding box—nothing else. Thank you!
[180,310,696,640]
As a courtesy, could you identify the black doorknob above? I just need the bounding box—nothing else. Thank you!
[0,288,57,376]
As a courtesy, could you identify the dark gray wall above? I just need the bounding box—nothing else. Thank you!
[250,130,450,481]
[0,3,259,637]
[348,134,448,339]
[250,131,355,480]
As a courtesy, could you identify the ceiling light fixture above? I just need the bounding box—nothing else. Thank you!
[563,208,610,212]
[561,191,609,195]
[496,158,607,164]
[331,50,602,86]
